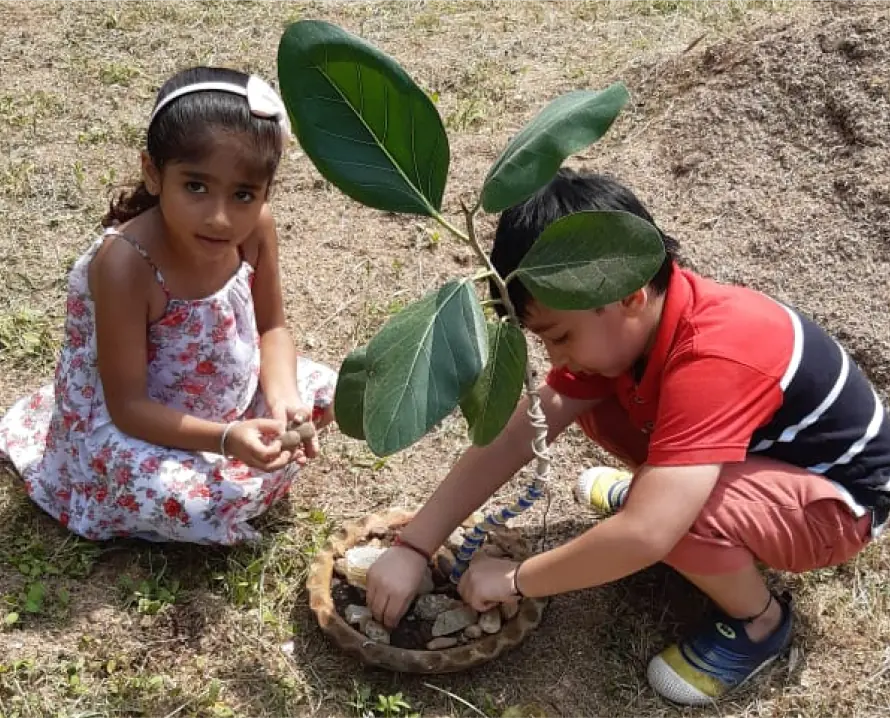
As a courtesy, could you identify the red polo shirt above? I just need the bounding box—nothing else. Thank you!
[546,268,796,466]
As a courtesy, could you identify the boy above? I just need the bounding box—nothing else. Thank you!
[365,169,890,705]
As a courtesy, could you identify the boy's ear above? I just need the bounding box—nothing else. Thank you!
[141,152,161,196]
[620,287,649,316]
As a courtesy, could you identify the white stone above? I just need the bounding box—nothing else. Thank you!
[463,624,483,639]
[479,608,501,634]
[431,606,479,637]
[279,640,295,656]
[344,545,387,588]
[362,619,391,644]
[426,636,459,650]
[345,604,372,626]
[445,527,466,551]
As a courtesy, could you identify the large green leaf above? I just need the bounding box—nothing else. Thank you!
[364,281,487,456]
[333,347,368,440]
[277,20,449,216]
[480,84,629,214]
[510,210,665,310]
[460,321,527,446]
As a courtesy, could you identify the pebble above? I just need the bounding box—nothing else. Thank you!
[345,604,372,626]
[279,640,295,656]
[445,527,466,551]
[479,608,502,634]
[365,518,389,538]
[436,547,456,577]
[362,619,391,644]
[432,606,479,637]
[463,624,483,639]
[334,558,348,578]
[462,511,485,528]
[426,636,459,650]
[414,593,460,621]
[500,600,520,621]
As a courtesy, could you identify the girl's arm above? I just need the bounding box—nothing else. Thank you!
[250,208,304,421]
[90,238,283,468]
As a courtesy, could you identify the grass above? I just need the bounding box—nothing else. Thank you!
[0,1,885,716]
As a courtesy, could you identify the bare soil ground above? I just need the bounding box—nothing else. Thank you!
[1,1,888,716]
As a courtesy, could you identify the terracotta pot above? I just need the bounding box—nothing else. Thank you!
[307,508,548,673]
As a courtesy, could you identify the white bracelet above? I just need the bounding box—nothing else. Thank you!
[220,421,238,457]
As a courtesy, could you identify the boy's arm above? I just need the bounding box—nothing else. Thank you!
[366,385,599,628]
[458,462,721,608]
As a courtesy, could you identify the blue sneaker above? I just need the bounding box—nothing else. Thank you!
[647,594,793,705]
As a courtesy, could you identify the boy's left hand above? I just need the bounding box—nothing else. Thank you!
[457,556,520,612]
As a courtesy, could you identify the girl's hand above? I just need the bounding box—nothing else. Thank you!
[224,418,289,471]
[269,399,320,463]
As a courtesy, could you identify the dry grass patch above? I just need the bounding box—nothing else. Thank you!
[2,1,889,716]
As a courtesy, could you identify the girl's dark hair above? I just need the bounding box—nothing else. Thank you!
[489,168,681,322]
[103,66,284,227]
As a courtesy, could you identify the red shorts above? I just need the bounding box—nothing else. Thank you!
[579,397,872,575]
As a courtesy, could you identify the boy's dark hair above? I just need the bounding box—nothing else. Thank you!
[489,168,680,322]
[103,66,284,227]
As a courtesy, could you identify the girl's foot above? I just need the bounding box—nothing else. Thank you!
[647,594,793,705]
[574,466,632,514]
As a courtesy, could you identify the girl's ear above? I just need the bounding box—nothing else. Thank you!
[141,152,161,196]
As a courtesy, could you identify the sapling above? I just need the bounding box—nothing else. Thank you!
[277,20,665,583]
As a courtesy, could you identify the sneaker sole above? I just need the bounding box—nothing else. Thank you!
[647,647,787,706]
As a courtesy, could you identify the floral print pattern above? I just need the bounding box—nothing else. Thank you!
[0,230,336,545]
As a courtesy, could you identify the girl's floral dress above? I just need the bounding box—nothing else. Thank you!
[0,229,337,545]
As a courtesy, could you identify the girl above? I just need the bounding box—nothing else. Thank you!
[0,66,337,545]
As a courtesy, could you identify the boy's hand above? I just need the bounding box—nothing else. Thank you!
[225,418,289,471]
[457,556,519,612]
[366,546,430,629]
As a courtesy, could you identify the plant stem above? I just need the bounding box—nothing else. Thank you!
[431,212,470,244]
[457,201,552,491]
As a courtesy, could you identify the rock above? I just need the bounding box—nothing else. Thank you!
[362,619,391,644]
[426,636,459,650]
[417,567,435,595]
[368,538,383,548]
[462,511,485,528]
[345,604,372,627]
[334,558,348,578]
[344,545,387,588]
[463,624,483,639]
[365,518,389,539]
[500,600,520,621]
[445,527,466,551]
[432,606,479,637]
[479,608,502,634]
[279,640,295,655]
[436,548,456,578]
[414,593,460,621]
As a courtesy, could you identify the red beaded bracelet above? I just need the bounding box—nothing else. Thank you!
[392,534,432,562]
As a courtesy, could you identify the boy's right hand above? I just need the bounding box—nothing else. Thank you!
[366,546,430,628]
[225,418,290,471]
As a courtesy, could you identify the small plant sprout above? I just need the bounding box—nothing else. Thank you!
[277,20,665,580]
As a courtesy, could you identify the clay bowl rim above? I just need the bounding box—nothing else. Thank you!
[306,507,549,669]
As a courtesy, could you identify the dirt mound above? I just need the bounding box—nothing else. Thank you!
[620,6,890,398]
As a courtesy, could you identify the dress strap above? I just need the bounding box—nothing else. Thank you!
[105,228,170,295]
